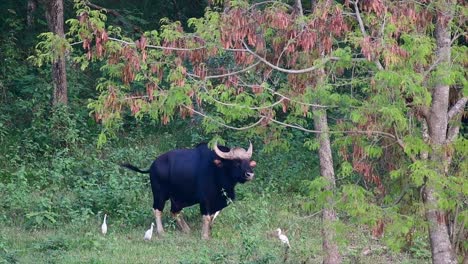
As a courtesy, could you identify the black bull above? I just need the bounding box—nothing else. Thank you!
[121,142,256,239]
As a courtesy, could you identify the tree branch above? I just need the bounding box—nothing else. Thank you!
[268,117,397,139]
[107,37,206,51]
[241,41,333,74]
[182,105,265,131]
[393,124,417,163]
[85,1,141,32]
[261,86,330,108]
[234,77,331,108]
[352,0,368,38]
[447,96,468,121]
[187,61,261,80]
[413,105,429,120]
[293,0,303,17]
[351,0,384,71]
[247,1,293,11]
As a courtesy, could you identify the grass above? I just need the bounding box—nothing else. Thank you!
[0,192,427,264]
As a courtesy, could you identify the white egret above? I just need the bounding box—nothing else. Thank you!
[210,211,220,227]
[144,222,154,241]
[276,228,290,248]
[101,214,108,235]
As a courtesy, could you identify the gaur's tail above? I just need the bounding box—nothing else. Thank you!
[121,163,151,174]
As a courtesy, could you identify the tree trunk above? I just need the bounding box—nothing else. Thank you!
[313,108,341,264]
[43,0,68,105]
[27,0,37,27]
[423,1,457,263]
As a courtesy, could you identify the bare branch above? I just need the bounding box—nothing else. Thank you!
[379,13,387,38]
[352,0,368,38]
[422,57,441,80]
[85,1,120,16]
[413,105,429,120]
[234,77,331,108]
[84,1,142,32]
[206,96,286,110]
[450,32,464,45]
[268,117,397,139]
[293,0,303,17]
[241,41,332,74]
[393,124,417,163]
[70,40,84,46]
[182,105,265,131]
[352,0,384,71]
[268,118,321,133]
[191,81,287,111]
[187,61,261,80]
[106,37,206,51]
[447,123,460,143]
[447,96,468,121]
[446,97,467,143]
[381,184,410,208]
[262,86,329,108]
[247,1,293,11]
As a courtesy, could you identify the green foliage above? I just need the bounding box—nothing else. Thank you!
[29,33,71,67]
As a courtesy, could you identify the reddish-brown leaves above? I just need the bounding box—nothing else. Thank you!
[194,63,207,80]
[265,9,291,30]
[121,46,140,85]
[252,84,263,94]
[360,0,386,16]
[352,144,385,194]
[135,35,147,62]
[179,105,194,119]
[281,98,289,113]
[360,36,380,61]
[372,219,385,238]
[146,82,155,101]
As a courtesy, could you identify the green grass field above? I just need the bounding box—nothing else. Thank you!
[0,193,427,264]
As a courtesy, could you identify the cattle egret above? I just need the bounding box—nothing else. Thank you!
[211,211,220,224]
[144,222,154,241]
[276,228,290,248]
[101,214,108,235]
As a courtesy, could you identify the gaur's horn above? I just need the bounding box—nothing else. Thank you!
[245,141,253,159]
[214,143,234,160]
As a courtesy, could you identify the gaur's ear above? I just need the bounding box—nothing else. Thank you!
[250,160,257,167]
[214,159,223,167]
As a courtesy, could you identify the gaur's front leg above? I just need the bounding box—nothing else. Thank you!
[201,215,212,239]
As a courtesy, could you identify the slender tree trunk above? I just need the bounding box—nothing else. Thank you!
[313,108,341,264]
[43,0,68,105]
[27,0,37,27]
[423,1,457,263]
[302,0,340,260]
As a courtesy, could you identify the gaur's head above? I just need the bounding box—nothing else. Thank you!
[213,142,256,183]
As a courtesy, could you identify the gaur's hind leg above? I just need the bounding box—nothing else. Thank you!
[171,212,191,233]
[170,200,190,233]
[153,209,165,235]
